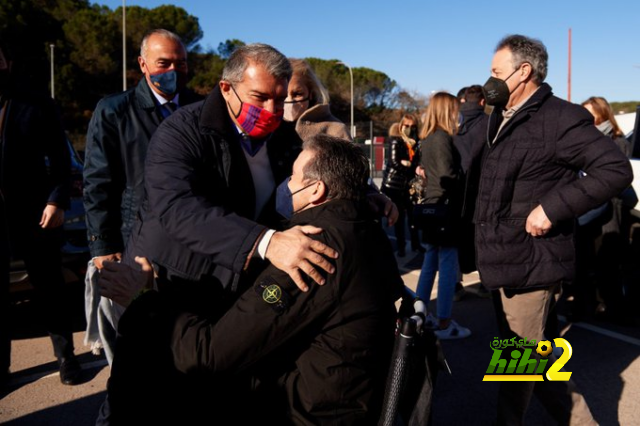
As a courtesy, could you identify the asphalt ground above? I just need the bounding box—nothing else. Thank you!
[1,224,639,425]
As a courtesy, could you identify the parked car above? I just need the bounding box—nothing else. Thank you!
[9,138,89,293]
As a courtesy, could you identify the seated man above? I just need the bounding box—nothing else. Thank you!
[101,135,404,425]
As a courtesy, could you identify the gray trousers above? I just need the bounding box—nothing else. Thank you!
[492,284,597,426]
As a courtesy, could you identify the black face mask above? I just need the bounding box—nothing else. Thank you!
[482,67,520,107]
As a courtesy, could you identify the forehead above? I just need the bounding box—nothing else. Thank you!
[238,61,288,94]
[492,48,513,69]
[145,35,186,58]
[293,149,315,173]
[288,74,307,91]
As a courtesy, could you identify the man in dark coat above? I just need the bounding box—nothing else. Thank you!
[0,40,80,385]
[82,29,201,363]
[473,34,633,425]
[101,135,404,425]
[125,43,340,320]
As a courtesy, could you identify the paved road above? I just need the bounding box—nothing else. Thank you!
[1,231,639,425]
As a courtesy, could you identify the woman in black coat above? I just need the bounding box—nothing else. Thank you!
[381,114,422,256]
[415,92,470,340]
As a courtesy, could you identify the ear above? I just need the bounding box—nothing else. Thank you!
[520,63,533,82]
[138,56,146,74]
[309,181,328,205]
[219,80,232,101]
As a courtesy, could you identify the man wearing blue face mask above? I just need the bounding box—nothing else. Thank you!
[83,29,202,365]
[100,135,404,425]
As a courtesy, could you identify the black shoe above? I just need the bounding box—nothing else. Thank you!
[59,356,81,385]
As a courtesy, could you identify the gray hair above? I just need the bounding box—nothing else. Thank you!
[302,135,369,202]
[140,29,184,59]
[496,34,548,84]
[222,43,292,84]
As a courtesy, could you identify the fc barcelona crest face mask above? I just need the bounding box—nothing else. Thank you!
[229,85,283,139]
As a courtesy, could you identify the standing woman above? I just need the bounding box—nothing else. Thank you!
[415,92,470,339]
[381,114,423,256]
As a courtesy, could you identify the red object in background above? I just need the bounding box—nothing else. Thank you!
[373,136,385,172]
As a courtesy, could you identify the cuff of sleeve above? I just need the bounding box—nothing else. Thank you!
[257,229,277,260]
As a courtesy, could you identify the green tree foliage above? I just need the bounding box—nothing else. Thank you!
[0,1,427,146]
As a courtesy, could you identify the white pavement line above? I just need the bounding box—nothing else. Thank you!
[10,359,109,386]
[558,315,640,347]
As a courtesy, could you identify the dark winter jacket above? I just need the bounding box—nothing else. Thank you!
[453,103,488,174]
[83,79,202,257]
[0,92,70,227]
[420,129,463,207]
[382,137,417,192]
[109,199,403,425]
[472,84,633,290]
[126,85,302,295]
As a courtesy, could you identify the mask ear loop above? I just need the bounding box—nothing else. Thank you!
[228,83,244,119]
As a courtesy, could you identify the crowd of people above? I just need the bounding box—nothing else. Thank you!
[0,29,636,425]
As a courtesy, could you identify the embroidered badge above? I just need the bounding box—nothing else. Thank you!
[262,284,282,304]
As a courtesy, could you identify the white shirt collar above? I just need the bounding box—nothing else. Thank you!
[147,80,179,106]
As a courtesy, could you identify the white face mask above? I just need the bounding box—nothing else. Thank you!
[283,99,309,122]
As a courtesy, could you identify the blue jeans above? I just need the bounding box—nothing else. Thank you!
[416,244,458,319]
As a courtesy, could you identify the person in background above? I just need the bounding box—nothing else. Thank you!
[83,29,201,365]
[382,114,423,257]
[415,92,471,339]
[473,34,632,425]
[453,85,490,300]
[572,96,634,323]
[0,39,81,386]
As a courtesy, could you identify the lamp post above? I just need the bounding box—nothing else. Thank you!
[337,61,355,138]
[122,0,127,91]
[49,44,55,99]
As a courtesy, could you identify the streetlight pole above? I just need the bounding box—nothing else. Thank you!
[337,61,355,138]
[122,0,127,91]
[49,44,55,99]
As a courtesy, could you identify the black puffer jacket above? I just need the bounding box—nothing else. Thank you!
[382,137,417,192]
[473,84,633,290]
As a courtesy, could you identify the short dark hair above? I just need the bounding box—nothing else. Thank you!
[496,34,548,84]
[456,86,468,101]
[464,85,484,104]
[302,135,369,202]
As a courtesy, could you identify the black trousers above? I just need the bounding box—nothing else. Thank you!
[1,221,75,371]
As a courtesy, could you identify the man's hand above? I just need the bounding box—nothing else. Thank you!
[39,204,64,229]
[99,256,155,307]
[525,205,552,237]
[415,166,425,178]
[367,192,399,226]
[265,226,339,292]
[94,253,123,270]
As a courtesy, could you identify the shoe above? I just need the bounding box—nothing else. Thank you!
[453,282,466,302]
[423,312,438,330]
[59,356,82,385]
[434,320,471,340]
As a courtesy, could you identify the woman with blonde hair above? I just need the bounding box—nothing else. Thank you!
[381,114,423,256]
[415,92,470,339]
[283,58,350,140]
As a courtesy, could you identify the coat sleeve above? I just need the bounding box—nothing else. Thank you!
[40,97,71,209]
[144,112,266,273]
[170,266,336,375]
[540,105,634,224]
[83,99,126,257]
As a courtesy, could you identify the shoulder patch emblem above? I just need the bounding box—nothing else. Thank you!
[262,284,282,304]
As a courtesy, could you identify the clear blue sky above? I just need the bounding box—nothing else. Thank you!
[96,0,640,104]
